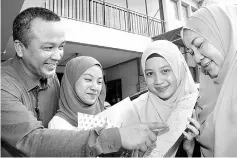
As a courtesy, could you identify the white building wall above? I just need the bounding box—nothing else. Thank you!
[61,18,152,53]
[104,59,139,99]
[162,0,199,31]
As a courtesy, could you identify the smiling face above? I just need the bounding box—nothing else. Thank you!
[75,65,103,105]
[145,57,178,100]
[18,18,66,78]
[183,29,224,78]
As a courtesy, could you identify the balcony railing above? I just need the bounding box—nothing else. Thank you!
[45,0,165,37]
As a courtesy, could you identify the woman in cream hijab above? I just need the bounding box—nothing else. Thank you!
[181,4,237,157]
[132,40,198,156]
[48,56,106,129]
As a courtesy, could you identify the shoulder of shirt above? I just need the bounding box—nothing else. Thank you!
[132,92,148,107]
[48,115,76,130]
[1,64,25,94]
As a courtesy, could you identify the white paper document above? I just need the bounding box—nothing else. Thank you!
[78,97,140,130]
[97,97,140,127]
[144,93,198,157]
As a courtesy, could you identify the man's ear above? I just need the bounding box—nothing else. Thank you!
[14,40,25,57]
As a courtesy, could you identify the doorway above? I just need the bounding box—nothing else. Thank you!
[105,79,122,106]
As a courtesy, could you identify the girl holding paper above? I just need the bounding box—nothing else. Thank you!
[132,40,198,156]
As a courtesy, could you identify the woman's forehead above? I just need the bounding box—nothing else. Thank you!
[183,30,201,46]
[82,65,103,76]
[145,57,170,69]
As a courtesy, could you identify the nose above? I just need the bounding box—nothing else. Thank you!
[51,48,63,61]
[193,50,204,65]
[154,74,164,85]
[90,82,100,92]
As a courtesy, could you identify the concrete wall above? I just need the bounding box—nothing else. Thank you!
[104,59,139,99]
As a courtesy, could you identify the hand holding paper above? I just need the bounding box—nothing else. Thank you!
[119,122,169,152]
[144,93,198,157]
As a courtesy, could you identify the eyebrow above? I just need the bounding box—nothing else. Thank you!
[191,37,198,45]
[145,65,170,71]
[43,41,66,45]
[83,73,103,79]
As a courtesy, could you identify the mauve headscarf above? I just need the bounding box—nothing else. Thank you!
[56,56,106,127]
[181,4,237,156]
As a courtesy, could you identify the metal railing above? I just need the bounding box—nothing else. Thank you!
[45,0,165,37]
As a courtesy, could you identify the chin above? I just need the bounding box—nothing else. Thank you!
[157,94,170,101]
[208,72,218,79]
[43,71,56,78]
[86,100,96,105]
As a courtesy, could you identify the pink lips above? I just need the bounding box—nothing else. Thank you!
[87,93,97,96]
[155,85,168,92]
[45,63,56,70]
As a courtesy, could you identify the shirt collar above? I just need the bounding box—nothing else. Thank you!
[13,56,53,91]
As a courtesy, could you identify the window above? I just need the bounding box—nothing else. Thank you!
[146,0,161,19]
[170,0,179,20]
[181,4,189,22]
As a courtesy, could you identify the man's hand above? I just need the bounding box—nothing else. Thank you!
[119,122,169,152]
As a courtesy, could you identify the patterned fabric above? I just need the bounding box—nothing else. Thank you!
[77,112,115,131]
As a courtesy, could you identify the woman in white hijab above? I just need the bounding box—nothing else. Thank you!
[132,40,198,156]
[181,4,237,157]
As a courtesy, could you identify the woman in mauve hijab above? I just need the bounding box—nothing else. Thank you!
[181,4,237,157]
[48,56,106,130]
[132,40,198,157]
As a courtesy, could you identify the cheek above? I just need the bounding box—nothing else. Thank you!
[168,74,177,89]
[98,85,103,93]
[75,80,87,95]
[146,78,154,88]
[212,50,224,66]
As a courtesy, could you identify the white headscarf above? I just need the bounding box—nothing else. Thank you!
[133,40,198,123]
[181,4,237,156]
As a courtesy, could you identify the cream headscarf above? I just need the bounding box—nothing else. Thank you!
[133,40,198,123]
[181,4,237,156]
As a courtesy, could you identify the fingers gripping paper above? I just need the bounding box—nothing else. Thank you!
[144,93,198,157]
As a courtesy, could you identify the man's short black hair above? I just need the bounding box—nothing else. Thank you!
[13,7,61,48]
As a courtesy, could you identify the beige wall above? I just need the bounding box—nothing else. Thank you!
[104,59,139,99]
